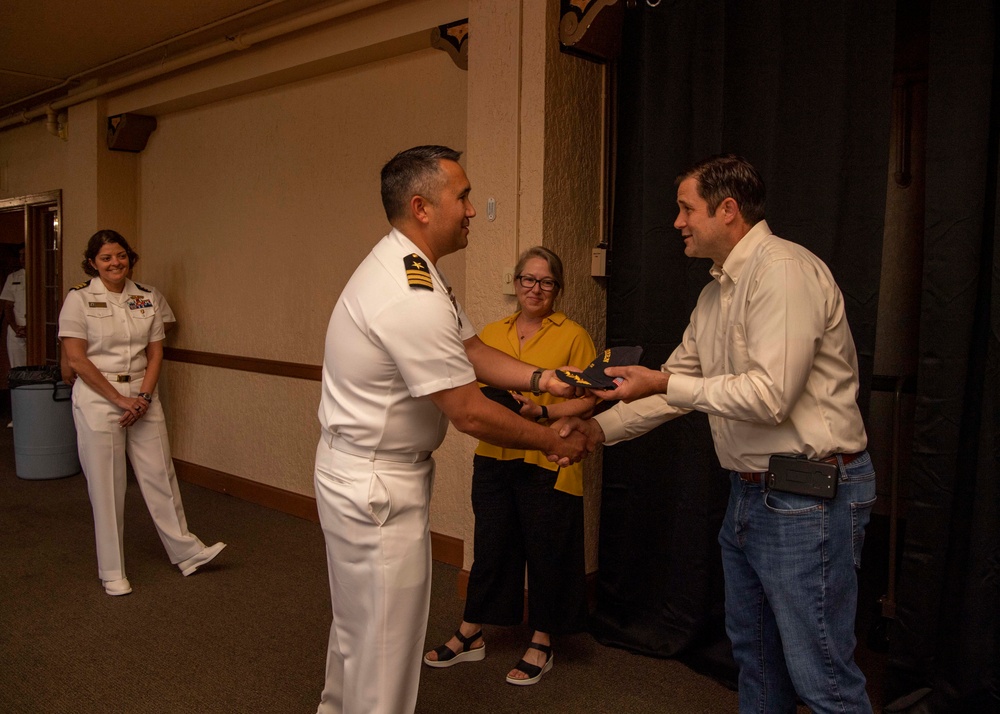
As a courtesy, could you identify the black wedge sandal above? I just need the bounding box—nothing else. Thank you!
[423,628,486,668]
[505,642,553,685]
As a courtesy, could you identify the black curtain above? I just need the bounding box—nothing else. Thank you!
[594,0,895,685]
[885,1,1000,711]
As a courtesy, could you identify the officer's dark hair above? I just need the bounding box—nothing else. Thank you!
[82,229,139,277]
[676,154,766,225]
[514,246,564,297]
[381,145,463,222]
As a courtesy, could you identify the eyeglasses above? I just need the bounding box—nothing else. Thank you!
[515,275,559,292]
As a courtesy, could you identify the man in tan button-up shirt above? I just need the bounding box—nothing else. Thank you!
[560,154,876,713]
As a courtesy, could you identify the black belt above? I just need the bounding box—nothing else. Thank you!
[737,452,863,485]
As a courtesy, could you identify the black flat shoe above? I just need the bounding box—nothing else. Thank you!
[423,628,486,668]
[505,642,553,685]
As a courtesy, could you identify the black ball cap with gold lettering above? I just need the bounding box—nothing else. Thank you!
[555,346,644,390]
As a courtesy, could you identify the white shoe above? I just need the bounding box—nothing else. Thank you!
[103,578,132,596]
[178,542,226,576]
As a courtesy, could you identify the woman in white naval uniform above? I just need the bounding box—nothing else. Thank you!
[58,230,225,596]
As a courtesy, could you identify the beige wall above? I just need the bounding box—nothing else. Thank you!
[0,119,70,199]
[136,47,467,493]
[456,0,606,568]
[538,2,607,569]
[62,99,140,267]
[0,0,608,572]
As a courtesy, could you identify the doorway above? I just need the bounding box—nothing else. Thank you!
[0,190,63,381]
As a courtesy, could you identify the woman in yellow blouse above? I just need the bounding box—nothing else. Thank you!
[424,246,597,685]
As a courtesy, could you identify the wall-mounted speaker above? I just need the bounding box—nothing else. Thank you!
[107,113,157,152]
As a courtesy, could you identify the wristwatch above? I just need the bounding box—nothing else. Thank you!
[138,392,153,402]
[536,405,549,422]
[530,368,544,396]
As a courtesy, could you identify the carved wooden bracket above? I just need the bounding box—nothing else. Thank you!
[560,0,623,63]
[431,19,468,71]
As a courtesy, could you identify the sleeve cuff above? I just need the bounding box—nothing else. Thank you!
[666,372,697,409]
[594,409,627,445]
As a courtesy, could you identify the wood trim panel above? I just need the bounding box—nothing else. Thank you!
[173,459,464,566]
[163,347,321,381]
[430,531,464,569]
[174,458,320,522]
[174,461,597,606]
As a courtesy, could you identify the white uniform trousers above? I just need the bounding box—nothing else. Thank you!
[72,378,204,581]
[314,439,434,714]
[6,325,26,369]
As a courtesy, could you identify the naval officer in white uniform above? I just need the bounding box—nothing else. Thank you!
[61,276,176,386]
[59,229,225,596]
[314,145,589,714]
[1,244,27,371]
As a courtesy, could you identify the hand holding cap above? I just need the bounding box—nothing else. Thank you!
[554,346,644,390]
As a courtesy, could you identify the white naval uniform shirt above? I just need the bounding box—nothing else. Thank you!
[0,267,26,326]
[148,285,176,326]
[57,278,165,374]
[318,228,478,454]
[595,220,867,473]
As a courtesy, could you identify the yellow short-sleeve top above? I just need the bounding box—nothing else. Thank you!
[475,310,597,496]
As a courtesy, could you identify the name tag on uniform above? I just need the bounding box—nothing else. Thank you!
[88,302,107,308]
[127,295,153,311]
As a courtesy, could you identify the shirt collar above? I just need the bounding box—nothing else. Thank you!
[711,220,772,285]
[504,310,567,327]
[87,277,139,292]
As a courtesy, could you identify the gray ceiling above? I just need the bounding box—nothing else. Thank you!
[0,0,348,122]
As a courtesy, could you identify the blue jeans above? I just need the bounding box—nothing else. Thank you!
[719,452,877,713]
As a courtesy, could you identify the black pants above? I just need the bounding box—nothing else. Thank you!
[462,455,588,634]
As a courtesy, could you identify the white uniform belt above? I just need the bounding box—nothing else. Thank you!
[326,433,431,464]
[101,371,144,383]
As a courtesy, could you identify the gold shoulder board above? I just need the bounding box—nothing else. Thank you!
[404,253,433,291]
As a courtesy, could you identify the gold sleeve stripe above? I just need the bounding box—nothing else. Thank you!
[406,272,433,286]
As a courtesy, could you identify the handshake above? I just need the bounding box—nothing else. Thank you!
[535,357,670,467]
[510,355,670,468]
[544,416,605,467]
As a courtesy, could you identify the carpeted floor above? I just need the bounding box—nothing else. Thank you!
[0,398,885,713]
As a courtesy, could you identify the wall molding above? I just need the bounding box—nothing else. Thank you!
[164,347,321,381]
[163,353,466,571]
[173,458,464,569]
[174,458,320,521]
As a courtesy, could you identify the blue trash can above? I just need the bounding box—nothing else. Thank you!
[10,365,81,480]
